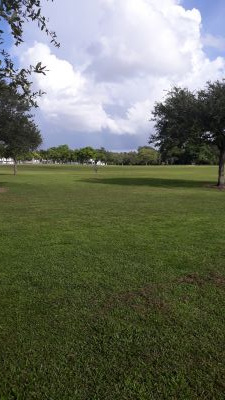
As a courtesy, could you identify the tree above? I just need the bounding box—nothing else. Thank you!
[138,146,159,165]
[0,81,42,174]
[150,82,225,187]
[195,144,218,165]
[158,142,218,165]
[198,81,225,186]
[151,87,198,155]
[123,152,138,165]
[47,145,72,163]
[2,115,42,174]
[0,0,59,103]
[77,147,96,164]
[95,147,107,163]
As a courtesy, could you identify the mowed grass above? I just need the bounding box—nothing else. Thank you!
[0,165,224,400]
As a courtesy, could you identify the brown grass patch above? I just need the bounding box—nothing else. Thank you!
[99,272,225,318]
[0,187,8,193]
[177,272,225,288]
[102,284,169,315]
[206,184,225,191]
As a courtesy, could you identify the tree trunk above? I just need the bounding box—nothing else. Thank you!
[217,148,225,187]
[13,159,17,176]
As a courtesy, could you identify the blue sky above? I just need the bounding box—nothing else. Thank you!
[183,0,225,58]
[183,0,225,36]
[2,0,225,150]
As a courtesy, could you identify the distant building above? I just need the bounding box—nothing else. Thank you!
[23,159,41,164]
[89,159,106,166]
[0,157,14,165]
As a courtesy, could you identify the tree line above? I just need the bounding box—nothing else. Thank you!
[1,145,160,166]
[1,142,219,168]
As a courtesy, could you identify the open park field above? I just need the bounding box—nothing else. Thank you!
[0,165,225,399]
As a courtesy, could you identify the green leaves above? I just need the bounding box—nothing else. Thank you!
[0,0,59,104]
[150,81,225,183]
[0,81,42,162]
[151,82,225,154]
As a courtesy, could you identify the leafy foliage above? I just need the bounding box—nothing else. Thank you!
[150,81,225,185]
[151,87,198,151]
[0,0,59,104]
[138,146,159,165]
[0,80,42,172]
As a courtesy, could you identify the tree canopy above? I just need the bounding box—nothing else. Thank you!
[150,81,225,186]
[138,146,159,165]
[0,81,42,174]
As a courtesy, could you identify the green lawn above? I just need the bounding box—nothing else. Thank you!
[0,165,224,400]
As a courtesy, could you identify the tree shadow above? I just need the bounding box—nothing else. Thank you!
[0,171,14,176]
[82,177,211,189]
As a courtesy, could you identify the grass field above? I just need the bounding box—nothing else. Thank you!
[0,164,224,400]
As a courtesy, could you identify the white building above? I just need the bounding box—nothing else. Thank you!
[0,157,14,165]
[89,159,106,166]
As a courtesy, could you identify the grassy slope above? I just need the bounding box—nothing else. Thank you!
[0,165,224,400]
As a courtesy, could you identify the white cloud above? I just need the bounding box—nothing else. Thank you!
[17,0,225,147]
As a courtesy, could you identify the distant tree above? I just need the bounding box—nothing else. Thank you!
[47,145,72,164]
[31,151,41,161]
[138,146,159,165]
[47,147,59,163]
[71,149,79,163]
[39,149,48,162]
[122,152,138,165]
[109,152,124,165]
[95,147,107,163]
[77,147,96,164]
[151,82,225,187]
[55,145,71,163]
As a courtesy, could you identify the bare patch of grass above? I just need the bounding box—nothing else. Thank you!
[206,184,225,191]
[102,284,169,315]
[177,272,225,288]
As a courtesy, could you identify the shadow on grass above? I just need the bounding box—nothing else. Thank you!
[82,177,211,189]
[0,172,14,176]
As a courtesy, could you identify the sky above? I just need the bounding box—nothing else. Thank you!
[10,0,225,150]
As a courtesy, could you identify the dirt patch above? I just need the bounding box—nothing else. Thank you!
[99,272,225,317]
[177,272,225,288]
[0,187,8,193]
[102,284,169,315]
[206,184,225,191]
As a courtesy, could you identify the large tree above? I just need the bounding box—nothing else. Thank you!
[197,81,225,186]
[0,0,59,103]
[3,116,42,175]
[0,81,42,174]
[150,82,225,187]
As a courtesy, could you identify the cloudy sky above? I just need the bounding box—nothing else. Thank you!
[14,0,225,150]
